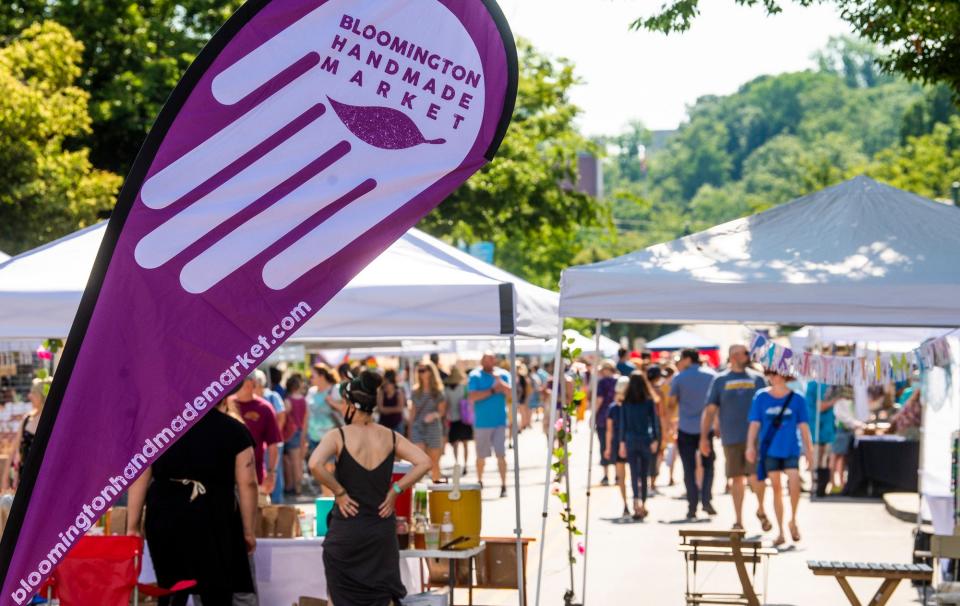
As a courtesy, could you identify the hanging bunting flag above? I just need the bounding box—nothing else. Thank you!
[0,2,517,601]
[748,329,953,387]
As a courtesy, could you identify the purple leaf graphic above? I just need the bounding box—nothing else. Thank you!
[327,96,446,150]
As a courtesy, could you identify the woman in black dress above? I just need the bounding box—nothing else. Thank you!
[309,371,431,606]
[126,397,259,606]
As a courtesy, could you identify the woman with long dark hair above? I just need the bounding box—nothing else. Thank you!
[604,375,631,517]
[309,371,431,606]
[618,371,660,521]
[377,369,406,432]
[282,375,308,496]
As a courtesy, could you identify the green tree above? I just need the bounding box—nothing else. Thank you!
[869,116,960,200]
[418,39,608,289]
[0,22,122,254]
[0,1,245,174]
[813,35,892,89]
[598,36,922,267]
[900,84,960,141]
[632,1,960,98]
[597,120,651,185]
[634,64,918,216]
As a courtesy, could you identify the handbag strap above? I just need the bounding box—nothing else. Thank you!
[760,392,794,450]
[772,392,794,428]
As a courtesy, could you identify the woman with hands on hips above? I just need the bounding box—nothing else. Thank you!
[309,370,430,606]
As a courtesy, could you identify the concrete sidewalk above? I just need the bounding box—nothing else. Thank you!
[462,421,924,606]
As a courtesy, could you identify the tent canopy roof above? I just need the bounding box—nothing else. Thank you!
[0,223,558,340]
[560,176,960,327]
[646,329,719,350]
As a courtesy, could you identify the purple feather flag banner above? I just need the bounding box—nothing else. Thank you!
[748,331,952,386]
[0,1,517,602]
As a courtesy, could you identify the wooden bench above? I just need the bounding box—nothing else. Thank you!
[678,529,777,606]
[807,560,932,605]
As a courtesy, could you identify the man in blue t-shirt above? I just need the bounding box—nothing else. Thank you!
[746,369,814,546]
[468,351,512,498]
[670,348,718,519]
[699,345,768,530]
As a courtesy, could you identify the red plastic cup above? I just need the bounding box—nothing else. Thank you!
[392,461,413,519]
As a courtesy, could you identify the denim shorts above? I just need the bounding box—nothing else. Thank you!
[284,428,303,450]
[764,456,799,473]
[832,429,854,456]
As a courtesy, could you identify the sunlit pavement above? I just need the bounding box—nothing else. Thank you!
[288,420,922,605]
[449,418,923,606]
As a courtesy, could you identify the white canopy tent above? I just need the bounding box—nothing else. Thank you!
[0,222,558,340]
[0,223,556,606]
[645,328,719,350]
[561,176,960,327]
[790,325,952,351]
[537,177,960,605]
[454,329,620,359]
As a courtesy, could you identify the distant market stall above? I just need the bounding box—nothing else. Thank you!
[0,223,558,341]
[645,328,720,366]
[546,176,960,605]
[0,223,558,602]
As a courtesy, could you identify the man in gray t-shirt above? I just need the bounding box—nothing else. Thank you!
[670,349,717,519]
[700,344,770,531]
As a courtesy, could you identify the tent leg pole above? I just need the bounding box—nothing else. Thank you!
[508,336,525,606]
[813,388,821,502]
[580,319,602,605]
[534,322,565,606]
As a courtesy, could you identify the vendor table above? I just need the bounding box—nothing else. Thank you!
[843,436,919,497]
[807,560,932,605]
[140,537,420,604]
[401,543,486,606]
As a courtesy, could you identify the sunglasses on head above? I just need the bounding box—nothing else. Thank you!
[417,368,430,373]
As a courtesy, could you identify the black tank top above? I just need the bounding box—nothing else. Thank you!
[379,389,403,430]
[333,427,396,519]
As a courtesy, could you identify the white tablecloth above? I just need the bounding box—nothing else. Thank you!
[140,537,422,604]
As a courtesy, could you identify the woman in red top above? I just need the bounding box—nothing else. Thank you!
[282,375,309,496]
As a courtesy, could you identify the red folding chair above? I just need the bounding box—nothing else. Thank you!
[50,535,196,606]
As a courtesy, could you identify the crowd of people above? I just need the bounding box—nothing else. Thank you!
[164,351,551,510]
[593,346,816,545]
[119,350,543,605]
[0,339,927,604]
[590,343,923,547]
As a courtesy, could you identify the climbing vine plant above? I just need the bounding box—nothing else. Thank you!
[551,336,587,605]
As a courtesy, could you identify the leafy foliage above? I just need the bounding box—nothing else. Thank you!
[0,1,245,174]
[595,37,929,259]
[551,336,585,578]
[0,22,121,254]
[419,39,608,289]
[868,116,960,199]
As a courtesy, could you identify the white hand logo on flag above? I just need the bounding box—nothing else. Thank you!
[134,2,482,293]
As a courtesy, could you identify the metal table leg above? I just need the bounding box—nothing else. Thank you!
[469,555,474,606]
[449,558,455,606]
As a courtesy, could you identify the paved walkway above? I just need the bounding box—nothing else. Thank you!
[454,419,924,606]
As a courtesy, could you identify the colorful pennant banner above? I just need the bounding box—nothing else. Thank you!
[748,331,953,386]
